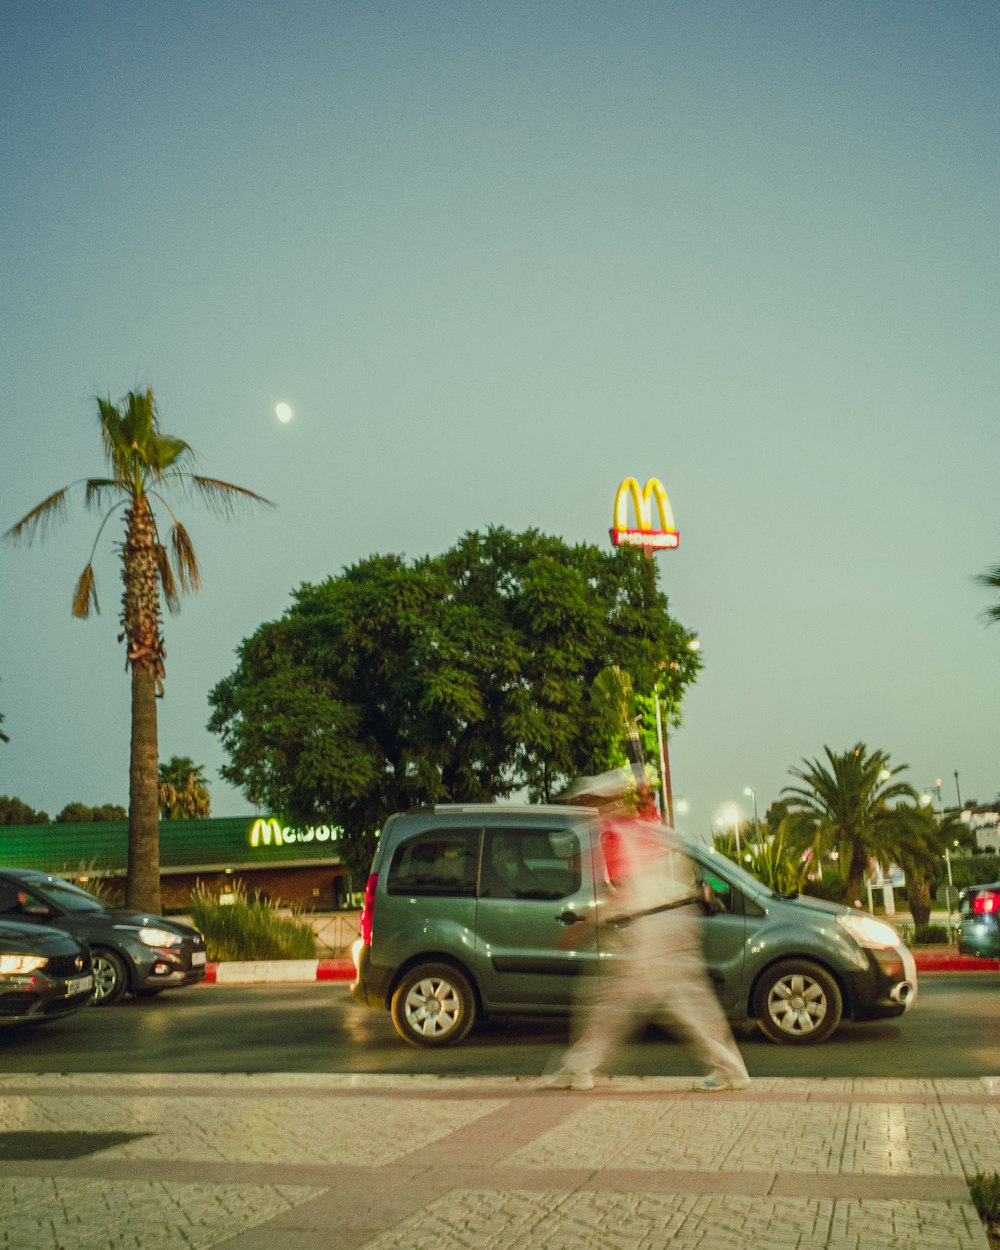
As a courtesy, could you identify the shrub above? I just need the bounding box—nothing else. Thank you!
[911,924,950,945]
[188,883,317,961]
[801,873,846,904]
[970,1171,1000,1224]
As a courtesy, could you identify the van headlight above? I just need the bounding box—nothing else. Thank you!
[837,913,900,950]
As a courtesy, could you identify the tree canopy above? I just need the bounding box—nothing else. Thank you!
[0,795,49,825]
[209,527,700,873]
[781,742,920,904]
[158,756,211,819]
[55,802,127,824]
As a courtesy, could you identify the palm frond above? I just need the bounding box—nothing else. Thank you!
[156,545,181,614]
[4,489,72,545]
[97,396,127,461]
[72,564,99,618]
[976,564,1000,624]
[189,475,275,517]
[170,523,201,594]
[84,479,123,508]
[153,436,194,473]
[123,388,156,449]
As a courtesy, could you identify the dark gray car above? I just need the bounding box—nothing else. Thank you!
[0,869,206,1005]
[0,918,94,1025]
[351,804,918,1047]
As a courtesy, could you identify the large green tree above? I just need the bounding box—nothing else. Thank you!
[782,743,920,905]
[5,388,271,912]
[208,527,700,873]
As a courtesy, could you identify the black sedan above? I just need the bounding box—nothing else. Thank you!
[957,881,1000,959]
[0,869,207,1005]
[0,918,94,1025]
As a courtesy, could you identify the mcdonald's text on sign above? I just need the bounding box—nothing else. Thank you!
[249,817,342,848]
[610,477,680,550]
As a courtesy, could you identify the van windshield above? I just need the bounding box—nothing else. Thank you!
[688,843,777,899]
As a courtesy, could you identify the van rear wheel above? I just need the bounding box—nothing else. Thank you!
[391,963,476,1047]
[754,959,842,1044]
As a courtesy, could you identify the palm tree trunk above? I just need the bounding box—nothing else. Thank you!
[907,874,932,928]
[845,839,866,909]
[122,495,165,916]
[127,663,161,913]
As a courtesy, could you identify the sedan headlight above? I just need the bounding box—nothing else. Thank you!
[0,953,48,974]
[837,913,900,950]
[136,926,183,948]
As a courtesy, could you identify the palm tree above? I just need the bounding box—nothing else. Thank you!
[891,804,963,928]
[5,389,271,912]
[782,743,919,906]
[976,564,1000,624]
[158,755,211,819]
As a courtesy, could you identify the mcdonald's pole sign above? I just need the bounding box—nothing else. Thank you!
[610,477,680,551]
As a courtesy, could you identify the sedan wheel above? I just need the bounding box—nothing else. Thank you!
[754,959,842,1044]
[390,963,476,1047]
[91,948,129,1006]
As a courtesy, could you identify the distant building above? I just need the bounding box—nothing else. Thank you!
[958,804,1000,855]
[0,814,354,911]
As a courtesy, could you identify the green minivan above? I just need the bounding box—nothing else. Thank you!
[351,804,917,1047]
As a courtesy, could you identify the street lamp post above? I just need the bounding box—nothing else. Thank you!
[744,786,760,845]
[726,805,741,858]
[653,692,673,826]
[653,634,699,830]
[924,779,955,936]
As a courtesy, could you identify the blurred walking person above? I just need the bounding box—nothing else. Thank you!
[546,767,750,1093]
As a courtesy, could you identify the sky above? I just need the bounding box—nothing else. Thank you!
[2,2,998,840]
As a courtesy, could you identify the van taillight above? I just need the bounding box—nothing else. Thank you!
[972,891,999,915]
[359,874,378,944]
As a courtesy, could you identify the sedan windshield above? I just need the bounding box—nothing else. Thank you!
[33,878,106,913]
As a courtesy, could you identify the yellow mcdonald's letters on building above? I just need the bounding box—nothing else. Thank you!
[249,818,341,847]
[611,477,679,550]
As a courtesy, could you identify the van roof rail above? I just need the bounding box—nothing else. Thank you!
[430,803,595,815]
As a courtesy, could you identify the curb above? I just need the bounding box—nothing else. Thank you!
[201,951,999,984]
[912,953,1000,972]
[204,958,354,984]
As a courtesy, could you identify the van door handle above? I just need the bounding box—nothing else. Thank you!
[556,910,585,925]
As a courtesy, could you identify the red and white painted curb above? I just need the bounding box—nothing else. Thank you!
[201,950,998,985]
[204,958,354,984]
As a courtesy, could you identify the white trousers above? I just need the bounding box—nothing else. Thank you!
[561,905,749,1082]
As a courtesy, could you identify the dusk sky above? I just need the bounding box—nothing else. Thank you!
[2,2,998,838]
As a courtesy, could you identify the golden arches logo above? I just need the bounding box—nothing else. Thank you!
[611,477,679,550]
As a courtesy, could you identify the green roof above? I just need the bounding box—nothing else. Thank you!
[0,815,345,875]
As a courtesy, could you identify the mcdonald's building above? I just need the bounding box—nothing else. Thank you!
[0,814,352,912]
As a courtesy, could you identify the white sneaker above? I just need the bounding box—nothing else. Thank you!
[693,1074,751,1092]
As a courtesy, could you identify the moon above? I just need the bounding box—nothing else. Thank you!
[275,402,293,424]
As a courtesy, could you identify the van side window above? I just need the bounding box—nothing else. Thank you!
[698,870,746,916]
[481,828,582,900]
[386,830,478,897]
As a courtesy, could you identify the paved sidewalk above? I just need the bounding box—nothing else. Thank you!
[1,1073,998,1250]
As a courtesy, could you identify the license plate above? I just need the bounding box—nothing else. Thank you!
[191,951,206,967]
[66,975,93,995]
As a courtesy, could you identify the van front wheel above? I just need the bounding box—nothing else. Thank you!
[754,960,842,1044]
[391,963,476,1047]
